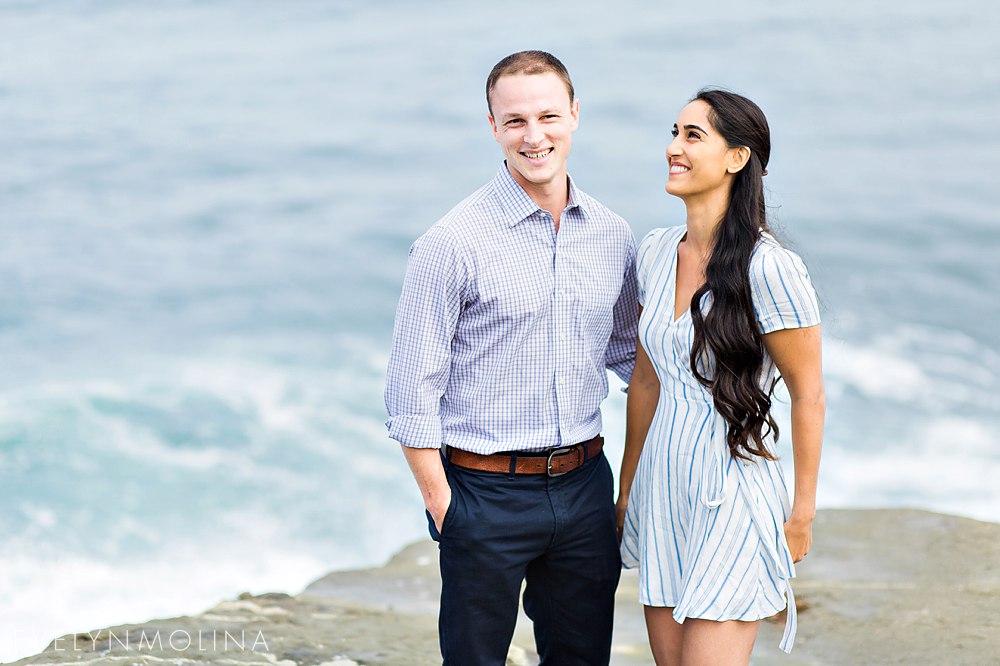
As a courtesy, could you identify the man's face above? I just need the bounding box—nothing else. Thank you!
[488,72,579,199]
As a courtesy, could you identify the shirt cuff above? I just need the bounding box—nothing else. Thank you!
[385,414,443,450]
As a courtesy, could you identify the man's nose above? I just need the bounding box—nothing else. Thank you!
[523,123,544,146]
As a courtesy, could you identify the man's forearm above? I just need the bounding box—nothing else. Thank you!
[401,445,451,526]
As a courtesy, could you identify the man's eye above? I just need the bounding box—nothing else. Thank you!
[670,129,679,137]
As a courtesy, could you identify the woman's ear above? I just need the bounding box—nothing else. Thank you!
[726,145,751,174]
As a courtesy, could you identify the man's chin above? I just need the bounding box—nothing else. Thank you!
[514,165,559,186]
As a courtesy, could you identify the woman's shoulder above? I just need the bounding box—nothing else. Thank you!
[636,226,685,303]
[638,225,685,256]
[748,231,821,331]
[749,231,810,278]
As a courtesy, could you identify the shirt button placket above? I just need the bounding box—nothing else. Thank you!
[553,214,569,441]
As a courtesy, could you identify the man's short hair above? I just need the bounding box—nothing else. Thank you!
[486,50,575,117]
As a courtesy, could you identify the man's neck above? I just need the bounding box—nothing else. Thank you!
[508,166,570,232]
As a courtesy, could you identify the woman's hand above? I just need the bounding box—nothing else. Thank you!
[783,513,813,563]
[615,495,629,543]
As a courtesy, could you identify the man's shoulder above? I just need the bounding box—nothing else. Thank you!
[574,187,623,221]
[435,180,501,232]
[413,180,499,253]
[573,187,632,237]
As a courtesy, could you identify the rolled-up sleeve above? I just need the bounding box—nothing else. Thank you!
[605,231,639,385]
[384,226,468,449]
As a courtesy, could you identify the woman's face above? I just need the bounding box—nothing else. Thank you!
[665,100,744,200]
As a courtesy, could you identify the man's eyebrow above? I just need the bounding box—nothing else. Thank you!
[502,108,561,121]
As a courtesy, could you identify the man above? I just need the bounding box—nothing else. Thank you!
[385,50,638,665]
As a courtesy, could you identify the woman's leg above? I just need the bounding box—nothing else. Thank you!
[679,618,759,666]
[643,606,684,665]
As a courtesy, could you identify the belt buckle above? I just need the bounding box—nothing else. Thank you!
[546,446,576,477]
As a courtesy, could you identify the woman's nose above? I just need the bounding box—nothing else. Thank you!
[666,138,682,158]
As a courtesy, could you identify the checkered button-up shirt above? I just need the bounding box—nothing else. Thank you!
[385,164,638,454]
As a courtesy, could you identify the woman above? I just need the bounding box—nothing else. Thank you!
[617,89,825,665]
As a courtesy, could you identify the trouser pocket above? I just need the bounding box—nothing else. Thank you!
[426,486,459,542]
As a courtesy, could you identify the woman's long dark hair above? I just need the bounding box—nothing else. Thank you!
[687,89,778,461]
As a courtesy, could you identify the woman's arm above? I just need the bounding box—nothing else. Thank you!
[616,312,660,540]
[763,324,825,562]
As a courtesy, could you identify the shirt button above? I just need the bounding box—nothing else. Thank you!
[558,378,566,386]
[560,333,567,341]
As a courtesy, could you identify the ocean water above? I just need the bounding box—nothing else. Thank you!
[1,0,998,661]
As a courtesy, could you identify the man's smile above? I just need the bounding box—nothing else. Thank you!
[522,147,554,160]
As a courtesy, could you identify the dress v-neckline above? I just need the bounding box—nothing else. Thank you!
[671,232,690,324]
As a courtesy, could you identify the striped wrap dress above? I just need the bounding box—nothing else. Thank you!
[620,226,821,653]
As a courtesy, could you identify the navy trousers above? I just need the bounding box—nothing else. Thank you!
[427,451,621,665]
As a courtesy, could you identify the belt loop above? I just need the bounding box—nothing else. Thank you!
[507,453,517,479]
[582,441,589,466]
[441,445,450,469]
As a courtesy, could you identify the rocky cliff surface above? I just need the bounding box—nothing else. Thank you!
[10,509,1000,665]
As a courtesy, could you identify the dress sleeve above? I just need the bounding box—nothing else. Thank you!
[749,242,821,334]
[636,228,666,308]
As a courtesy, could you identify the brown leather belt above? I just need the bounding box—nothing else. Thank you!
[446,436,603,477]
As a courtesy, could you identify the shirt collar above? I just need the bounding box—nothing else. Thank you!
[494,162,588,228]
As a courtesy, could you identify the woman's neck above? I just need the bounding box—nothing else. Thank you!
[682,188,729,254]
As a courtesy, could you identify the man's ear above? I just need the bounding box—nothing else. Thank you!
[569,98,580,131]
[727,145,751,174]
[488,114,499,142]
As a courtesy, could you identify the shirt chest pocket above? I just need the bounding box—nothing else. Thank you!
[476,262,552,322]
[578,279,618,319]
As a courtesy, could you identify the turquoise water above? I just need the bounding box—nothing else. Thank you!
[1,0,998,661]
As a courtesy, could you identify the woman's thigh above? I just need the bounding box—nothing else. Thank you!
[644,606,684,665]
[643,609,759,666]
[680,617,759,666]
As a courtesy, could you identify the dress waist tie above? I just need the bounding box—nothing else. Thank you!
[698,413,797,653]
